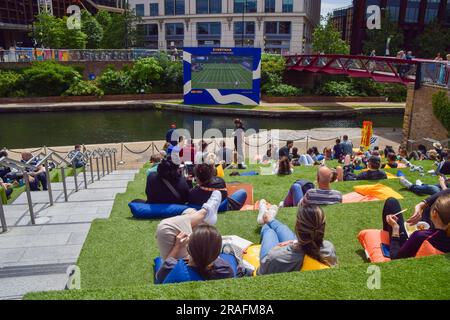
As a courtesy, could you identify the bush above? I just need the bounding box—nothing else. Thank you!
[317,81,359,96]
[63,80,104,97]
[151,52,183,93]
[261,54,286,87]
[432,91,450,132]
[21,61,81,96]
[0,71,23,97]
[381,84,407,102]
[97,68,132,95]
[266,84,303,97]
[128,57,163,93]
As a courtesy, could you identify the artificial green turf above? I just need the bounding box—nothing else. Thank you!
[25,160,450,300]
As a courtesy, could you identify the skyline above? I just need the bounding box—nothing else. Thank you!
[321,0,353,16]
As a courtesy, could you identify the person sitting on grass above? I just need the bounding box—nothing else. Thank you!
[215,141,233,167]
[181,139,196,164]
[21,152,48,191]
[145,156,190,205]
[333,139,344,161]
[255,202,337,275]
[278,141,293,161]
[291,147,300,166]
[195,140,209,164]
[68,144,86,168]
[381,152,398,169]
[276,156,293,175]
[187,163,228,206]
[0,177,16,200]
[0,150,11,181]
[337,155,387,181]
[379,193,450,259]
[146,154,162,176]
[281,166,342,208]
[399,175,448,196]
[155,191,246,283]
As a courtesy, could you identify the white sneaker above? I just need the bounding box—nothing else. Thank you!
[266,205,279,223]
[399,176,413,189]
[415,179,423,186]
[278,201,284,208]
[257,199,267,225]
[202,190,222,225]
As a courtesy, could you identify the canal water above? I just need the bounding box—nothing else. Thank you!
[0,109,404,149]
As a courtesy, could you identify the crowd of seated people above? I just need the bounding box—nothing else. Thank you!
[141,134,450,284]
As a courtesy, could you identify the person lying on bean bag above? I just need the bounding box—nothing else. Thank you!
[380,192,450,259]
[337,155,387,181]
[255,201,337,275]
[155,191,246,283]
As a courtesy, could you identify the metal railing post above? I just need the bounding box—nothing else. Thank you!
[89,156,94,183]
[109,152,113,173]
[101,154,105,177]
[113,151,117,171]
[96,157,100,180]
[106,154,110,174]
[44,160,53,206]
[60,167,68,202]
[72,160,79,192]
[83,164,88,189]
[23,172,35,225]
[0,201,7,233]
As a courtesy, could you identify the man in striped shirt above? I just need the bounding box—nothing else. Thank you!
[301,166,343,206]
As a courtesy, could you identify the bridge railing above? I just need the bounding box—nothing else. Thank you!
[419,61,450,88]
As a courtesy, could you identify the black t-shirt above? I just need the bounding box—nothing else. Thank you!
[278,146,291,160]
[188,177,228,206]
[146,172,190,204]
[439,160,450,175]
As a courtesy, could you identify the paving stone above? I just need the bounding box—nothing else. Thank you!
[67,232,88,245]
[12,190,64,205]
[19,245,82,263]
[0,233,71,249]
[0,274,68,299]
[0,248,26,264]
[39,223,90,235]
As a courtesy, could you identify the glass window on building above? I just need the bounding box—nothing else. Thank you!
[278,22,291,34]
[167,40,183,49]
[424,0,441,24]
[282,0,293,13]
[234,21,255,35]
[264,22,277,34]
[150,3,159,16]
[264,21,291,34]
[135,4,145,16]
[386,0,401,21]
[166,23,184,35]
[235,39,255,47]
[405,0,421,23]
[197,22,221,35]
[145,24,158,36]
[265,0,275,13]
[165,0,184,15]
[197,0,222,14]
[234,0,257,13]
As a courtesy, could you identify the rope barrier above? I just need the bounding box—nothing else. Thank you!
[244,139,271,147]
[47,147,73,154]
[122,143,153,155]
[6,147,44,154]
[308,136,340,142]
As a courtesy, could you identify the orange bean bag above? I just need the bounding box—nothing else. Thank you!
[357,229,445,263]
[353,184,403,200]
[227,182,254,206]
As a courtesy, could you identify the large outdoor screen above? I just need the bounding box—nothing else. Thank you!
[183,47,261,105]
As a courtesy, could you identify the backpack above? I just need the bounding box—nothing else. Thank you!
[294,180,315,194]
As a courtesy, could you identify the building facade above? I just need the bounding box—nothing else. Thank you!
[329,4,353,45]
[128,0,321,54]
[0,0,124,48]
[343,0,450,54]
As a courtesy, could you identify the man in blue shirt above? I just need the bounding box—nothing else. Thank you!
[341,135,353,156]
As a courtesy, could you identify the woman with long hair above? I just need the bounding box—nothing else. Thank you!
[256,202,337,275]
[155,191,245,282]
[276,156,293,175]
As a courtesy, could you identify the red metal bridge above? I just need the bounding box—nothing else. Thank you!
[285,54,450,87]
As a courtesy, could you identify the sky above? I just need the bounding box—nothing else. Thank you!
[321,0,353,17]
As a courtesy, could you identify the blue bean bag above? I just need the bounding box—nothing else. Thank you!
[240,171,259,176]
[154,253,239,284]
[129,202,198,219]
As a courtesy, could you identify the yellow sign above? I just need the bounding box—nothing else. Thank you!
[360,121,373,151]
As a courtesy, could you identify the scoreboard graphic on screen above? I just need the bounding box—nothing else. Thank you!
[183,47,261,105]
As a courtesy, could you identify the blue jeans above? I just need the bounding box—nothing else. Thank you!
[409,184,441,196]
[260,219,296,260]
[218,189,247,212]
[283,183,303,207]
[299,155,314,166]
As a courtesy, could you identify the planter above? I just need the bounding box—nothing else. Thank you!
[0,93,183,104]
[261,95,388,103]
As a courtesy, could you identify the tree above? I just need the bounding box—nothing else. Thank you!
[312,15,350,54]
[95,10,112,31]
[413,21,450,59]
[31,13,87,49]
[81,10,104,49]
[101,10,143,49]
[363,11,403,56]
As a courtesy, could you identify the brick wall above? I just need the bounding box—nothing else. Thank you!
[402,83,450,146]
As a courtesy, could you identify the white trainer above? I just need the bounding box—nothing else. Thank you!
[202,190,222,225]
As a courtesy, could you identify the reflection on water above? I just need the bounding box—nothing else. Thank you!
[0,109,404,149]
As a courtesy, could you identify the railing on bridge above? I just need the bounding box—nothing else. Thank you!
[285,54,450,89]
[0,48,182,63]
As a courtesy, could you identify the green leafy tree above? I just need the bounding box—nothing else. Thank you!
[413,21,450,59]
[95,10,112,31]
[312,15,350,54]
[81,10,104,49]
[101,10,143,49]
[432,91,450,132]
[363,11,403,56]
[129,57,163,93]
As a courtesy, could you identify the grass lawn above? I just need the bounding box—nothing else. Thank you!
[25,160,450,300]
